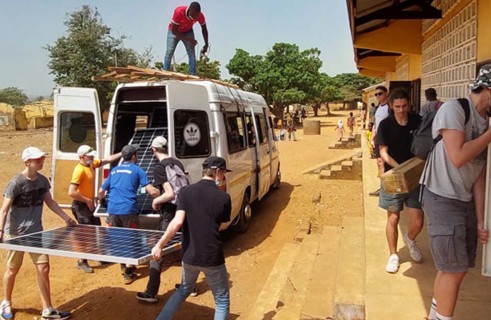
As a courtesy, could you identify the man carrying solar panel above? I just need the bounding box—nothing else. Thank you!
[98,144,159,284]
[68,145,122,273]
[0,147,76,320]
[151,156,231,320]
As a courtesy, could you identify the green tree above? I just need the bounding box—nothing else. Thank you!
[333,73,380,104]
[0,87,28,107]
[307,74,344,116]
[46,5,142,109]
[227,43,323,117]
[171,57,221,80]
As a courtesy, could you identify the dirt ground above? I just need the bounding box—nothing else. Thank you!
[0,109,363,319]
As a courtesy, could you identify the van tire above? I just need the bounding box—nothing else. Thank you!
[271,169,281,190]
[235,194,251,233]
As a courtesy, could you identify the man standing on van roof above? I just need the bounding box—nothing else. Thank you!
[136,136,194,303]
[164,2,208,75]
[68,145,122,274]
[98,144,159,285]
[152,156,231,320]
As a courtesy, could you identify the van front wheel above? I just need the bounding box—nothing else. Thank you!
[235,194,252,233]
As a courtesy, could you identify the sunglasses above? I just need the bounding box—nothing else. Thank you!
[374,92,385,97]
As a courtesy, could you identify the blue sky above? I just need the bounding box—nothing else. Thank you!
[0,1,357,96]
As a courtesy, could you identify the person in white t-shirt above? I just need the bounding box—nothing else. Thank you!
[369,86,390,197]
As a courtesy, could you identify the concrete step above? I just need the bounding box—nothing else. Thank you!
[273,234,321,319]
[246,242,300,320]
[301,226,342,319]
[341,160,353,168]
[334,216,366,317]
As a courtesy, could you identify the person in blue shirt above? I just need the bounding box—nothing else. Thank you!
[98,144,158,284]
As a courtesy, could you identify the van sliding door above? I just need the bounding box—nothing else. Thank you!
[251,112,271,200]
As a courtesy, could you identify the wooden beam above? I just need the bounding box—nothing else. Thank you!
[356,0,441,26]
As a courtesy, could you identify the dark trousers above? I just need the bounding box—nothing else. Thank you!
[71,200,101,225]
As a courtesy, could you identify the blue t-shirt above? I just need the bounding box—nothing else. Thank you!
[101,162,150,215]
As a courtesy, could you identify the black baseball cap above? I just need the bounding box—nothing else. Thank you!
[122,144,139,159]
[203,156,232,172]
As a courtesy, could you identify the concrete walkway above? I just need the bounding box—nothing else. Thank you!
[361,134,491,319]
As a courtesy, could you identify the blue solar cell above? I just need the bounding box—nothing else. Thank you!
[0,225,181,265]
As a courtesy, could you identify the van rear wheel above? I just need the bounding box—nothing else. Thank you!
[235,194,251,233]
[271,169,281,190]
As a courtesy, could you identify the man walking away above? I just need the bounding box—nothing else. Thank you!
[164,2,208,75]
[0,147,75,320]
[136,136,193,303]
[152,156,231,320]
[68,145,121,273]
[98,144,158,285]
[419,88,443,117]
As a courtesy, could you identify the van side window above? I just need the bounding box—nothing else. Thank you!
[225,112,247,153]
[174,110,210,158]
[256,114,268,145]
[58,112,97,152]
[245,114,255,147]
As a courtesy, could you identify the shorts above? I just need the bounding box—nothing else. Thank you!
[374,143,381,158]
[379,184,421,212]
[71,200,101,226]
[108,214,139,229]
[4,235,48,269]
[422,188,477,273]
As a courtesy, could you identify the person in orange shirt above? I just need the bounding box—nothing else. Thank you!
[68,145,121,273]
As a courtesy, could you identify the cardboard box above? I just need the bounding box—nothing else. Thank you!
[381,157,426,194]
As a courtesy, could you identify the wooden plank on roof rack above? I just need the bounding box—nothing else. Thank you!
[93,65,239,88]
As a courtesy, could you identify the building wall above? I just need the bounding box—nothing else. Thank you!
[477,0,491,62]
[421,0,477,102]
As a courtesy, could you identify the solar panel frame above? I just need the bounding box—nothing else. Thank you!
[95,127,168,217]
[0,225,181,265]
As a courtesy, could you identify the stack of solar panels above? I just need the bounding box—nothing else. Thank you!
[95,128,168,217]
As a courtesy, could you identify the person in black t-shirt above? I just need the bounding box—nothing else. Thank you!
[136,136,189,303]
[152,156,231,320]
[376,88,424,274]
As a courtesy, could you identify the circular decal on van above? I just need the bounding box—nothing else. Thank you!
[183,123,201,146]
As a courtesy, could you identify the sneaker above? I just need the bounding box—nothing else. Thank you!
[76,261,94,273]
[385,254,400,273]
[124,272,137,285]
[136,291,158,303]
[42,309,71,320]
[1,301,13,320]
[175,284,199,297]
[369,188,380,197]
[403,233,423,262]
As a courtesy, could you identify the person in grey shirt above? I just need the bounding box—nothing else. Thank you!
[419,88,443,117]
[0,147,76,320]
[420,64,491,320]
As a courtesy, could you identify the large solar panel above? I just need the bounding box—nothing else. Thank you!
[0,225,181,265]
[95,128,168,217]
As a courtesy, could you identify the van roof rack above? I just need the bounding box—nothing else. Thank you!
[92,65,239,89]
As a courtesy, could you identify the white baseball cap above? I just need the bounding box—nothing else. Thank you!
[22,147,46,162]
[151,136,168,148]
[77,145,97,157]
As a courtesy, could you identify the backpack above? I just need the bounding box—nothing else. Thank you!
[165,164,190,204]
[411,98,470,160]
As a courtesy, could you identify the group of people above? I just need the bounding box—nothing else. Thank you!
[368,64,491,320]
[0,135,233,319]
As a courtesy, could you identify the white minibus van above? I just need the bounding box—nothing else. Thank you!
[51,80,280,233]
